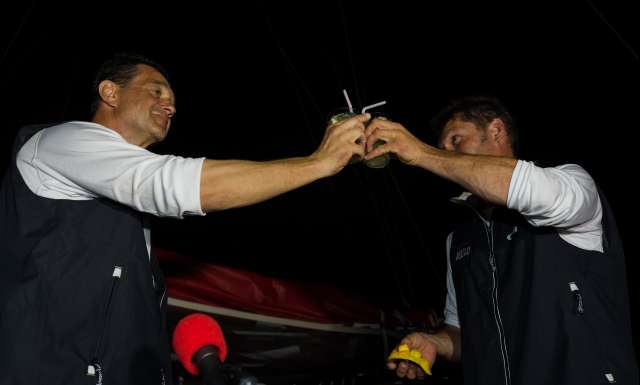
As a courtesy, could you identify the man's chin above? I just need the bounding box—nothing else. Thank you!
[156,131,169,142]
[145,129,168,147]
[156,123,170,138]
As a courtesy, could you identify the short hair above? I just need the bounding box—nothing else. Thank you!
[90,52,170,116]
[431,96,519,155]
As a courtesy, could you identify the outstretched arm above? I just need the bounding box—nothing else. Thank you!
[364,118,603,250]
[200,114,369,211]
[364,118,516,206]
[18,116,369,217]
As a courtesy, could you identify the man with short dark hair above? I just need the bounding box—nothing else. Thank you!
[0,52,369,385]
[368,96,638,384]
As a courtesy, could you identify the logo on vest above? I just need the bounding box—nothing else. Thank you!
[455,244,471,261]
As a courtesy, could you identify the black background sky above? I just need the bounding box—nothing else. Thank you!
[1,0,638,346]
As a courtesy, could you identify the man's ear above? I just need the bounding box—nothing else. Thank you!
[98,80,119,108]
[487,118,507,144]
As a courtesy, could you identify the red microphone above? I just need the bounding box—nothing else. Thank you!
[173,313,229,385]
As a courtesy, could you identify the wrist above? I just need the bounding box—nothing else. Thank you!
[415,144,459,175]
[414,143,437,168]
[306,153,333,179]
[419,331,455,361]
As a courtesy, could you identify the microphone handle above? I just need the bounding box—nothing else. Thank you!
[194,345,227,385]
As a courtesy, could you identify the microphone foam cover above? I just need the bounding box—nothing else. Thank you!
[172,313,228,375]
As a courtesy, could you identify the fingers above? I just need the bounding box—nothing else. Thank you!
[332,115,367,145]
[416,367,426,380]
[402,362,426,379]
[393,360,425,379]
[395,360,408,377]
[346,118,367,157]
[399,335,417,348]
[329,113,370,131]
[351,128,366,147]
[365,126,396,159]
[330,114,391,154]
[364,142,389,161]
[320,114,416,172]
[345,127,366,159]
[316,113,368,173]
[365,128,394,153]
[357,113,372,123]
[365,117,397,138]
[406,364,426,380]
[388,335,427,379]
[351,142,366,159]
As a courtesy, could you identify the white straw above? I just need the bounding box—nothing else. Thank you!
[361,101,387,114]
[342,89,354,113]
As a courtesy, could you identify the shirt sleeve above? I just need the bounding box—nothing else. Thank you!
[506,160,603,252]
[17,121,205,219]
[443,232,460,328]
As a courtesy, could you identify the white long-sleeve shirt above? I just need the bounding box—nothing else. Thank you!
[16,121,206,255]
[443,160,603,328]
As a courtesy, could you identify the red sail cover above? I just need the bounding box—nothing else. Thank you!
[157,248,382,325]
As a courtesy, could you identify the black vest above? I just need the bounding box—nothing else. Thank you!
[449,194,638,385]
[0,124,171,385]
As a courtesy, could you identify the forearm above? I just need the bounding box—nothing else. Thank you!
[199,156,328,212]
[415,145,517,206]
[422,325,461,362]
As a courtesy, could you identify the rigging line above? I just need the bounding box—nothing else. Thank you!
[378,171,417,305]
[385,165,446,290]
[261,5,325,120]
[260,3,411,306]
[270,39,353,239]
[346,137,414,304]
[291,78,318,144]
[370,163,421,307]
[386,206,416,307]
[342,136,412,307]
[584,0,639,62]
[0,0,37,70]
[336,0,363,107]
[333,22,395,284]
[257,2,370,250]
[359,167,412,309]
[336,0,419,304]
[336,1,424,304]
[336,0,409,283]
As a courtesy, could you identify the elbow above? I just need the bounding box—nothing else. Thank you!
[200,198,228,213]
[200,190,241,212]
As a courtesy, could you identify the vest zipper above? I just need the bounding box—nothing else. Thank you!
[87,265,123,381]
[483,220,512,385]
[451,197,513,384]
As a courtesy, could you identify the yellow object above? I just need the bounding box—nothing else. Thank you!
[387,344,432,375]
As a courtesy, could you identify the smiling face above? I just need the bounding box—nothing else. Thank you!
[438,116,514,157]
[114,64,176,146]
[95,64,177,148]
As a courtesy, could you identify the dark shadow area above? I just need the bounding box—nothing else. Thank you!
[1,0,638,382]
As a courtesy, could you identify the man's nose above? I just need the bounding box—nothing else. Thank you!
[440,142,453,151]
[161,103,176,118]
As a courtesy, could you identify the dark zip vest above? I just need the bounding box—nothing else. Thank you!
[449,194,638,385]
[0,124,171,385]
